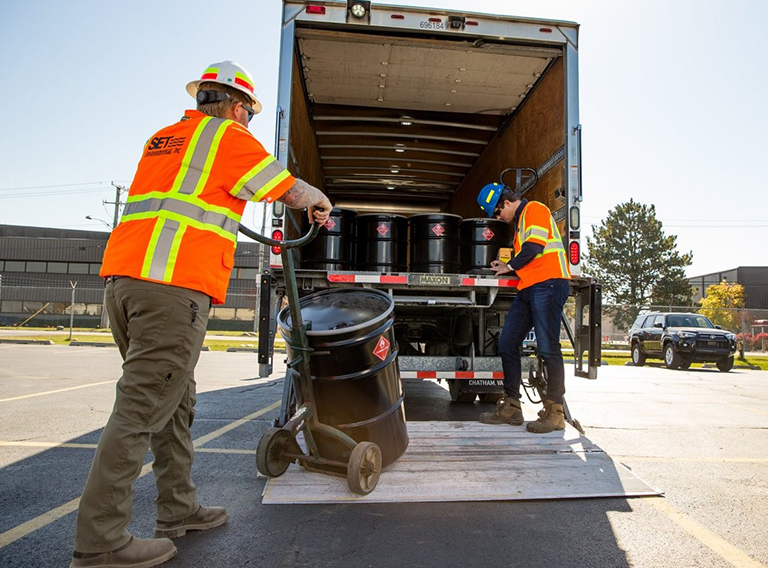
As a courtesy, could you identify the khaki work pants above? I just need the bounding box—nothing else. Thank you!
[74,277,210,552]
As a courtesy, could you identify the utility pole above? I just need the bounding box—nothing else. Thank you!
[105,182,127,229]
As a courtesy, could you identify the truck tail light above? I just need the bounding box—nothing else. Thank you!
[569,241,580,265]
[271,229,283,255]
[306,5,326,15]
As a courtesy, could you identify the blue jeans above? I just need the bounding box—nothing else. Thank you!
[498,278,570,403]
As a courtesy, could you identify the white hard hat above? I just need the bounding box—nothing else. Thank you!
[186,60,262,114]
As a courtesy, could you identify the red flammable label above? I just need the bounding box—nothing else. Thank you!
[431,223,445,236]
[483,228,495,241]
[373,335,390,361]
[325,218,336,230]
[377,223,389,236]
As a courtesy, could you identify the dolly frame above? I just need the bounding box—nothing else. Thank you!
[238,221,382,495]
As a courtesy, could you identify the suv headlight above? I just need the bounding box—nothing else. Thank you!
[677,331,697,339]
[725,333,736,341]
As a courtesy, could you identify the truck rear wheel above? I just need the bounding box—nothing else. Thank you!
[448,379,476,403]
[478,393,503,404]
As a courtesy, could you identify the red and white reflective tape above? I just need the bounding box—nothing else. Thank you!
[459,277,519,288]
[328,274,408,284]
[399,371,504,380]
[327,273,519,287]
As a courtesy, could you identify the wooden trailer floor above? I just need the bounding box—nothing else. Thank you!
[261,420,662,504]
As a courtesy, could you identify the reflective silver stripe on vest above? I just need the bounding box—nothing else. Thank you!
[234,158,290,200]
[148,219,181,281]
[124,198,239,236]
[178,118,229,195]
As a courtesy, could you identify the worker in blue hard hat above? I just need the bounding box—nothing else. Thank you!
[475,182,571,434]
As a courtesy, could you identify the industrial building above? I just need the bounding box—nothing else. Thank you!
[0,224,263,329]
[688,267,768,310]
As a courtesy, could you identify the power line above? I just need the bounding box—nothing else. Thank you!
[0,181,130,192]
[0,188,114,200]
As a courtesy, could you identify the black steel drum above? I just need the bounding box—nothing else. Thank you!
[278,288,408,466]
[301,207,357,270]
[409,213,462,273]
[355,214,408,272]
[460,218,510,274]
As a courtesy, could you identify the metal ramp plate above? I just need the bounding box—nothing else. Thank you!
[261,419,662,504]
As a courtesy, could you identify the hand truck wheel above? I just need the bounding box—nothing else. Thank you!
[346,441,382,495]
[256,427,295,477]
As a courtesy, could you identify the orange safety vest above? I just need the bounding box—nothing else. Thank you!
[512,201,571,290]
[100,110,295,304]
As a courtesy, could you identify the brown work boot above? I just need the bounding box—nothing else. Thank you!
[70,536,176,568]
[537,399,551,420]
[155,505,228,539]
[479,397,524,425]
[526,401,566,433]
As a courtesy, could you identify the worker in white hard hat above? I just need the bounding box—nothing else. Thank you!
[70,61,331,568]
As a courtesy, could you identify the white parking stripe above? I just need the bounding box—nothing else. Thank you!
[0,400,280,549]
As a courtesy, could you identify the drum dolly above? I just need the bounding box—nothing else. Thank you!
[238,220,383,495]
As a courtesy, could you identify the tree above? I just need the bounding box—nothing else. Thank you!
[585,199,693,329]
[699,280,744,331]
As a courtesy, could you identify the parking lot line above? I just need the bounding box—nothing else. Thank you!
[0,380,115,403]
[646,497,767,568]
[0,400,280,550]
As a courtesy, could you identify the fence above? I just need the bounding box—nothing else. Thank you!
[0,275,259,332]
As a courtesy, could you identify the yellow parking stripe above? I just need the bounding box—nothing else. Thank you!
[0,380,115,403]
[646,497,766,568]
[0,400,280,550]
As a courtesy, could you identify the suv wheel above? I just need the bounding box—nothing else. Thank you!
[679,359,691,370]
[716,356,734,372]
[631,343,646,366]
[664,343,682,370]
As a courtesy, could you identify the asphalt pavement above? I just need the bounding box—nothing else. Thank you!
[0,345,766,567]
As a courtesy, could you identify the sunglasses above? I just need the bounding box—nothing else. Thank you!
[242,104,256,123]
[493,203,503,217]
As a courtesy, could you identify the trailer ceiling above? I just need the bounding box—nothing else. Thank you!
[295,27,560,212]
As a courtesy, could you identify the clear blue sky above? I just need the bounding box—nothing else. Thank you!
[1,0,766,277]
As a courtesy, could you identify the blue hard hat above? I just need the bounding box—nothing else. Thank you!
[477,183,504,217]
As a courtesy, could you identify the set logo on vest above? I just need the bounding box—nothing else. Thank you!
[145,136,187,157]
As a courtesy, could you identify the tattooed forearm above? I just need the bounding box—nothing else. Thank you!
[279,179,325,209]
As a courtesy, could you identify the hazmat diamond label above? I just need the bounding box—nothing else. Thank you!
[373,335,390,361]
[324,218,336,230]
[376,223,390,236]
[483,228,495,241]
[431,223,445,236]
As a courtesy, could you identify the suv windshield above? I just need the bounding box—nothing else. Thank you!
[666,314,715,328]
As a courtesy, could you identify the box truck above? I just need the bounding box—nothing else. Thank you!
[256,1,601,413]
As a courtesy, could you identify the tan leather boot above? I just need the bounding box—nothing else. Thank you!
[479,397,524,425]
[70,536,176,568]
[155,506,228,539]
[526,401,566,433]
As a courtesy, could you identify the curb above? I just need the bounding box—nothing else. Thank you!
[0,339,54,345]
[69,341,117,347]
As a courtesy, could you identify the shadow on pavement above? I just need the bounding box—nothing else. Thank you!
[0,381,633,568]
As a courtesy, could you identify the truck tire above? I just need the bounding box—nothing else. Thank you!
[664,343,682,370]
[716,356,734,372]
[679,359,691,370]
[631,343,646,367]
[448,379,476,403]
[478,392,503,404]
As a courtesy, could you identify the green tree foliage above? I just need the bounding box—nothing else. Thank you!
[585,199,693,329]
[699,280,744,331]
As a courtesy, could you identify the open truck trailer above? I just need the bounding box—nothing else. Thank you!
[256,1,601,408]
